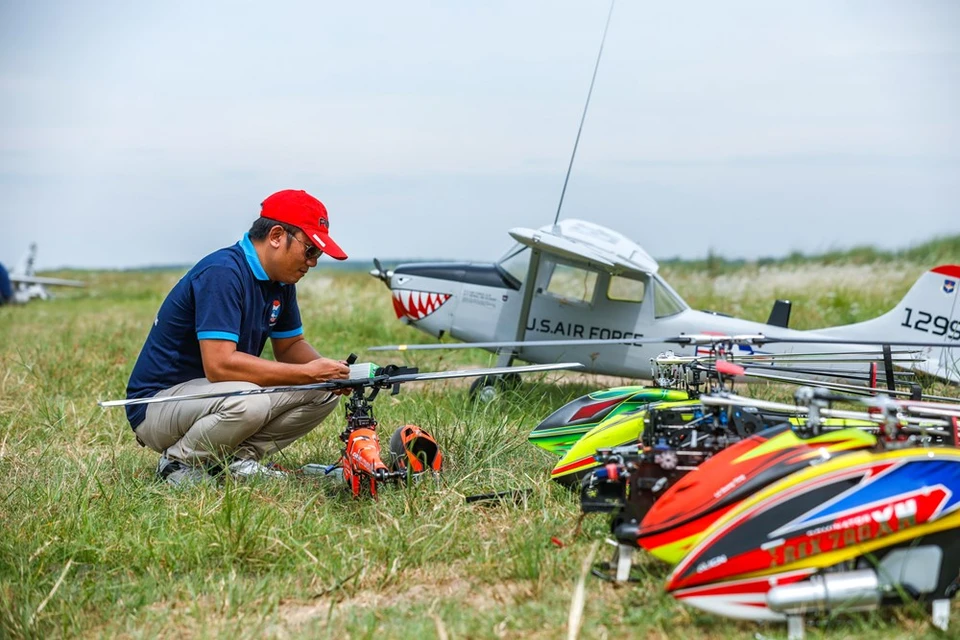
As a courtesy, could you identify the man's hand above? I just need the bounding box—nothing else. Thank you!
[304,357,352,395]
[303,357,351,382]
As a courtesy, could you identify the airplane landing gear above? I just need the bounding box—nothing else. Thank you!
[468,373,522,403]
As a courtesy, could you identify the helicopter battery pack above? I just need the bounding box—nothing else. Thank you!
[349,362,379,379]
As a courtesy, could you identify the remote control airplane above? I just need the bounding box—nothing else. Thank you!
[0,243,84,305]
[369,219,960,385]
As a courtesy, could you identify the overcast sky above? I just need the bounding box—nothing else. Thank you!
[2,1,959,271]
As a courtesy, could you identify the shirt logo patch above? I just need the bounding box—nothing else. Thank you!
[944,279,956,295]
[269,299,281,326]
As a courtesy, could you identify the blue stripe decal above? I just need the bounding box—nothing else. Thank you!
[271,327,303,339]
[239,233,270,281]
[198,331,240,342]
[789,459,960,528]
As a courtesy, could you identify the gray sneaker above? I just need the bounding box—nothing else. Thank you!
[227,458,286,480]
[156,456,210,487]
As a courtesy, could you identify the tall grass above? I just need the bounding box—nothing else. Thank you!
[661,233,960,275]
[1,244,958,638]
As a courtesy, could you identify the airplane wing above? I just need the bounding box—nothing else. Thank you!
[509,227,616,268]
[509,219,659,275]
[10,275,85,287]
[370,336,657,351]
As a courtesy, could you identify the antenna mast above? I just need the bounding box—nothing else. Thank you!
[553,0,616,228]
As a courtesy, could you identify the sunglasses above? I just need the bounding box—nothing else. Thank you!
[288,232,323,260]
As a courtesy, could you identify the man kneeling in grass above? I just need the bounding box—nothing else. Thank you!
[125,189,351,486]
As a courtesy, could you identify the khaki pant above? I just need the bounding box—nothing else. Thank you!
[135,378,340,464]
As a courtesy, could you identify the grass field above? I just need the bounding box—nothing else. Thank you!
[2,248,959,639]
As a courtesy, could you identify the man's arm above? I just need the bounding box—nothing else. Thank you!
[199,338,349,386]
[272,334,322,364]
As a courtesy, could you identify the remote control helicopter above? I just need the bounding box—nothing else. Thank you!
[100,358,582,498]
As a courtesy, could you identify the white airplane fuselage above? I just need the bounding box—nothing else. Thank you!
[384,258,960,383]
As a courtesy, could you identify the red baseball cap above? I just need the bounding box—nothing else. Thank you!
[260,189,348,260]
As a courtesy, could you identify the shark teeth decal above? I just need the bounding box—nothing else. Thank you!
[392,290,452,320]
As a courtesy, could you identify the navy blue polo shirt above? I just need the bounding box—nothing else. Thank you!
[125,234,303,429]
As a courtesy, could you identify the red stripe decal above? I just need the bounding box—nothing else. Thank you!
[932,265,960,278]
[552,456,595,476]
[570,397,623,422]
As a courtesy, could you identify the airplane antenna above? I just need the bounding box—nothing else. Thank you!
[553,0,616,228]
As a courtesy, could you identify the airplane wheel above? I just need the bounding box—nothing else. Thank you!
[469,373,522,402]
[469,376,501,403]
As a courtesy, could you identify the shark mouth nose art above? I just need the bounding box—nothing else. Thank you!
[392,290,452,320]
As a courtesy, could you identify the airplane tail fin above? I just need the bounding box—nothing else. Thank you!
[816,265,960,383]
[15,242,38,276]
[10,242,37,276]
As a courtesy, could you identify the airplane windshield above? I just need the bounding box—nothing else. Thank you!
[497,245,530,285]
[653,278,687,318]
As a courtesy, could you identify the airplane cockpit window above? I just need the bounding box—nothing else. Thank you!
[497,245,530,286]
[607,275,645,303]
[653,278,687,318]
[545,263,597,304]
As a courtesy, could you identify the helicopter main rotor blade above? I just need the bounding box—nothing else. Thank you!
[736,334,960,349]
[369,334,800,352]
[98,362,584,408]
[99,380,341,408]
[370,334,772,352]
[371,333,960,353]
[731,368,913,397]
[725,350,923,360]
[656,357,921,366]
[380,361,583,384]
[702,351,920,363]
[699,392,957,426]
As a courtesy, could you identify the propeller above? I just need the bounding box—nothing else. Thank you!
[369,258,393,286]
